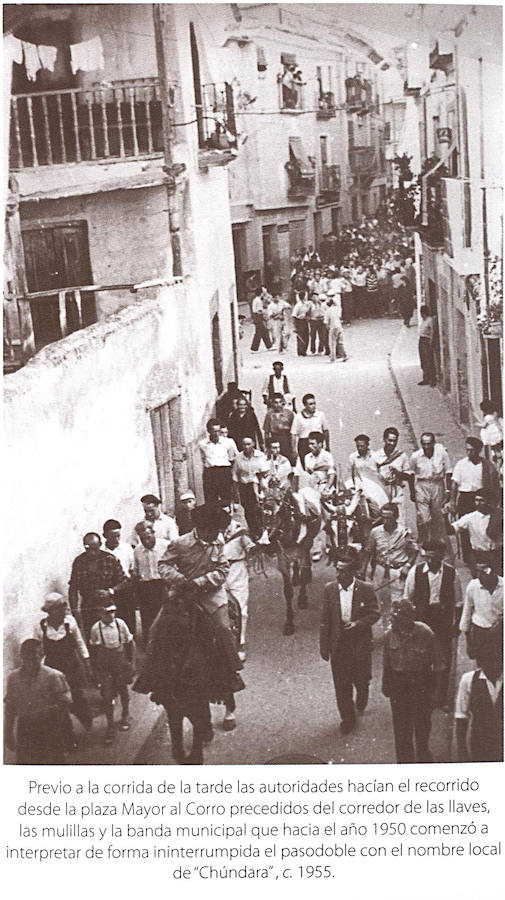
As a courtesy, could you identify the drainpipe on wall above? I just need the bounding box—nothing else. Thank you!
[478,57,490,317]
[153,3,185,278]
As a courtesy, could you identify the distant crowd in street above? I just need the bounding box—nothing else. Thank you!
[249,216,417,360]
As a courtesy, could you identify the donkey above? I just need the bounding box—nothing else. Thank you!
[258,484,321,635]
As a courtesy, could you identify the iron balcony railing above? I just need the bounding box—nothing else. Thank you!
[349,146,376,174]
[198,82,237,151]
[10,78,164,169]
[345,76,373,112]
[319,163,340,195]
[316,91,336,118]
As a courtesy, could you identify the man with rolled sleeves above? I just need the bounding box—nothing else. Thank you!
[450,437,501,563]
[320,549,380,734]
[410,432,451,544]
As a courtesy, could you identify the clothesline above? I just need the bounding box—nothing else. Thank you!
[6,33,104,81]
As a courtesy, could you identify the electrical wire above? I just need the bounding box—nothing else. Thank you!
[169,81,457,127]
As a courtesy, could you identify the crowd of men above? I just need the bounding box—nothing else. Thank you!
[4,219,503,767]
[250,218,417,360]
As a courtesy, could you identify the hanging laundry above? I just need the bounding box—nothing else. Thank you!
[38,43,58,73]
[70,36,104,75]
[22,41,41,81]
[5,34,23,65]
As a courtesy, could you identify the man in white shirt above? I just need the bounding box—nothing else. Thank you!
[199,418,236,509]
[34,593,92,733]
[410,432,451,543]
[324,296,347,363]
[304,431,336,493]
[351,265,366,318]
[250,290,273,351]
[261,360,292,408]
[267,295,290,352]
[232,437,269,539]
[349,433,379,482]
[450,437,499,564]
[460,556,503,661]
[103,518,136,636]
[291,393,330,469]
[134,494,179,545]
[133,522,169,646]
[450,490,502,573]
[455,640,503,762]
[418,304,436,386]
[265,440,292,489]
[292,292,310,357]
[372,427,413,527]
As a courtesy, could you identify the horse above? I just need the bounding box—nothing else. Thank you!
[257,483,321,635]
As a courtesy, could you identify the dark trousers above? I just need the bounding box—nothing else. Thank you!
[309,319,325,353]
[238,482,262,539]
[137,580,164,647]
[389,673,433,763]
[165,697,211,765]
[80,604,101,644]
[331,649,371,725]
[419,336,436,385]
[251,319,272,351]
[341,293,353,324]
[457,492,477,564]
[203,466,232,507]
[297,437,310,469]
[294,318,309,356]
[400,298,414,326]
[115,582,137,638]
[353,286,366,317]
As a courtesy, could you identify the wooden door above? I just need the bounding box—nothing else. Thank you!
[22,222,96,349]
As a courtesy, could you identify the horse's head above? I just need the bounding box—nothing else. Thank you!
[260,486,298,545]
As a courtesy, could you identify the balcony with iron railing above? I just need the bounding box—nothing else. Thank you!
[316,91,336,119]
[348,146,376,174]
[345,76,373,113]
[10,78,164,170]
[318,163,340,199]
[197,82,238,169]
[286,160,315,198]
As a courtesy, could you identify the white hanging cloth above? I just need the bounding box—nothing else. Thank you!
[38,43,57,73]
[22,41,41,81]
[5,34,23,65]
[70,36,104,75]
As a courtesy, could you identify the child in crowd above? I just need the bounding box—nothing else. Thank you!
[89,602,135,745]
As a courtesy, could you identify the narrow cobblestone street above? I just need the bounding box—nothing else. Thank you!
[137,316,467,766]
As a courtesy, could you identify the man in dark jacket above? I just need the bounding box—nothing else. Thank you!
[403,540,462,709]
[320,549,380,733]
